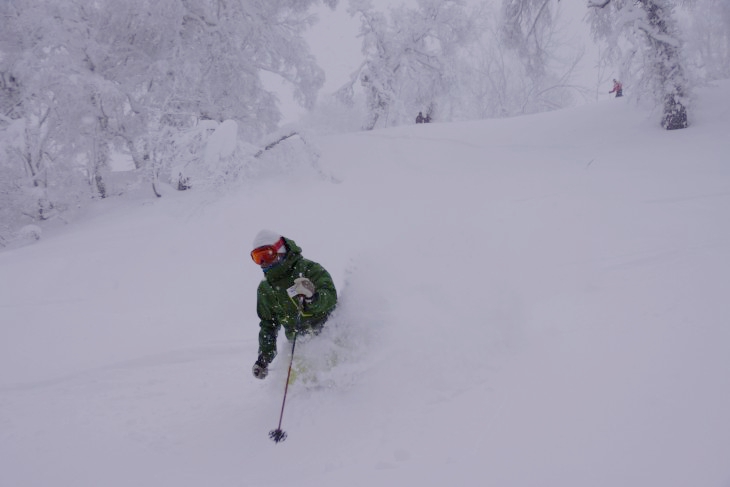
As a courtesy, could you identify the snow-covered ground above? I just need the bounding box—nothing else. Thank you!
[2,82,730,487]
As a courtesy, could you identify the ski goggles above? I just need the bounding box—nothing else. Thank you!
[250,238,285,266]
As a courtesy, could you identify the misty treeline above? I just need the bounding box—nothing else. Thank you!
[1,0,728,242]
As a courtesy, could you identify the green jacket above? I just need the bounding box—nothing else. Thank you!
[256,237,337,364]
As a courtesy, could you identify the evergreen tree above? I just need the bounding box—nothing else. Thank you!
[588,0,690,129]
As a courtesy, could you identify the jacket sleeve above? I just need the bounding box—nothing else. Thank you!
[302,262,337,316]
[256,285,279,364]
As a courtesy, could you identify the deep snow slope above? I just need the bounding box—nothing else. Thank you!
[2,81,730,487]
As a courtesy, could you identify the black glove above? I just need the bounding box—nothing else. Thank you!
[252,356,269,379]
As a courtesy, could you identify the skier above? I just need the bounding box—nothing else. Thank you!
[250,230,338,380]
[416,111,424,123]
[609,79,623,98]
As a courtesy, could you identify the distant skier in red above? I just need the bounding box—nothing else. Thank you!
[609,79,623,98]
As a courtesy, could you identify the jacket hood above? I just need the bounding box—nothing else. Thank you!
[282,237,302,256]
[262,237,302,283]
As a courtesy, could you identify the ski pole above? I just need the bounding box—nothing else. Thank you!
[269,297,304,443]
[268,331,297,443]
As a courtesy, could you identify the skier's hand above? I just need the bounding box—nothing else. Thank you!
[287,277,315,299]
[252,358,269,379]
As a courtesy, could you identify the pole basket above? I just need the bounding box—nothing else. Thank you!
[269,428,287,443]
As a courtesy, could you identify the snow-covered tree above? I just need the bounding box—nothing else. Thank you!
[0,1,98,223]
[588,0,690,130]
[501,0,557,80]
[0,0,337,238]
[340,0,476,129]
[462,0,584,118]
[682,0,730,81]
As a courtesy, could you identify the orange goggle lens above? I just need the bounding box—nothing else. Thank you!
[250,239,284,266]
